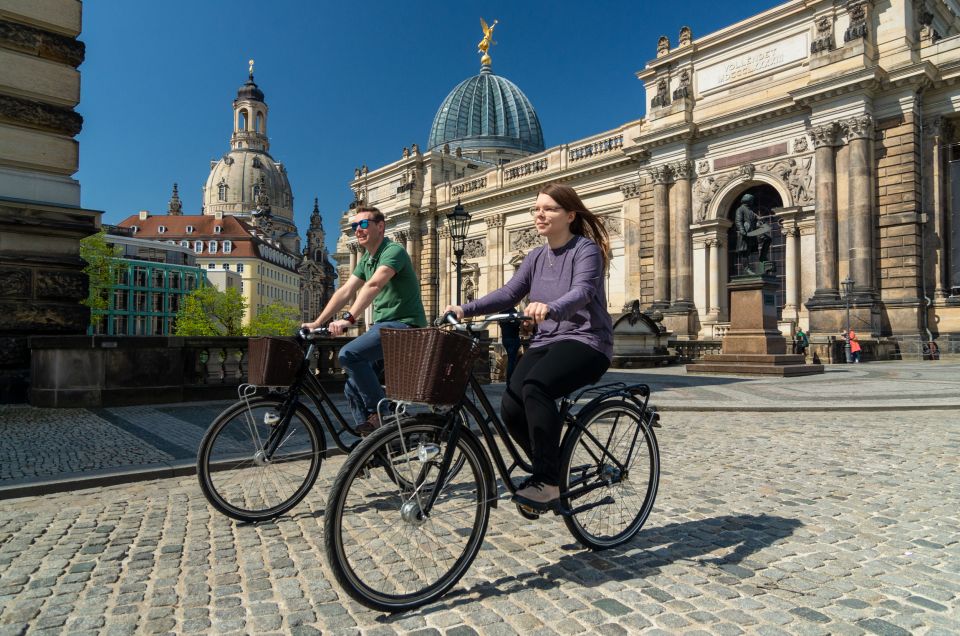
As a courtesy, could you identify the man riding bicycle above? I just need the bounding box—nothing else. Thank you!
[302,206,426,435]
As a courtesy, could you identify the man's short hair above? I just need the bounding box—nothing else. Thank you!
[355,206,385,223]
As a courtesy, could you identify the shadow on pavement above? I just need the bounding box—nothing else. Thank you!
[406,512,803,615]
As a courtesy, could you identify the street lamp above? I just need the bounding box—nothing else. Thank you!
[841,276,855,363]
[446,198,471,305]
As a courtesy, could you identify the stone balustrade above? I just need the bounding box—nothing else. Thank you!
[28,335,351,408]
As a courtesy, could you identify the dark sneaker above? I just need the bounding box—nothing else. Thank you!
[513,481,560,511]
[356,413,382,437]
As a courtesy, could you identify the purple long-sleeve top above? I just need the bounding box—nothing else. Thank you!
[462,235,613,360]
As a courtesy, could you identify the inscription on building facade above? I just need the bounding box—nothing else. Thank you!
[697,32,808,93]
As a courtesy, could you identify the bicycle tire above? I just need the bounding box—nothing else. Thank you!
[197,397,325,522]
[324,416,491,612]
[559,399,659,550]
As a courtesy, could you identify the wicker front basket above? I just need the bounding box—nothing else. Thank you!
[248,337,302,386]
[381,328,479,405]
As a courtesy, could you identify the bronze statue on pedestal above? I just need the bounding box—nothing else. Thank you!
[734,193,773,275]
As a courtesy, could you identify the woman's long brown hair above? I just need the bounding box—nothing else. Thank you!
[538,183,610,271]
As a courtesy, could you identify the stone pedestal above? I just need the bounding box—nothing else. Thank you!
[688,275,824,376]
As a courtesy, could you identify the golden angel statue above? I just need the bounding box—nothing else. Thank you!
[478,18,498,65]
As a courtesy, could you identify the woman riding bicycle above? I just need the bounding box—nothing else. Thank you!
[445,183,613,511]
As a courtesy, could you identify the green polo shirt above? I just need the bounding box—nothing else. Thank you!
[354,238,427,327]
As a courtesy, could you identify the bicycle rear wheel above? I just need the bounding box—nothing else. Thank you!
[197,398,325,522]
[324,416,491,612]
[560,399,659,550]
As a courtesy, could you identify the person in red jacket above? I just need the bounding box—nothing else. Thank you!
[847,330,862,363]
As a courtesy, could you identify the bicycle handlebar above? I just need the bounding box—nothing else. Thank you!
[297,327,332,341]
[436,310,533,331]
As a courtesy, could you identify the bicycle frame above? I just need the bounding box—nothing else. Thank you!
[253,333,362,460]
[418,314,657,517]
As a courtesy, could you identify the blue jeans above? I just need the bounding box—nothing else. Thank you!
[338,321,411,425]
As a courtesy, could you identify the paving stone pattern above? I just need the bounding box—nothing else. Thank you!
[1,408,958,634]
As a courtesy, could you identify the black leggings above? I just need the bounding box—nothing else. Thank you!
[500,340,609,486]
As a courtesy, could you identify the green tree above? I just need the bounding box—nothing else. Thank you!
[79,230,122,330]
[174,285,247,336]
[247,302,300,337]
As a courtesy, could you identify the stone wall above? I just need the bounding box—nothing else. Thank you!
[875,112,923,333]
[0,1,101,402]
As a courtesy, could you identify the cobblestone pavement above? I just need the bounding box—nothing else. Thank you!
[2,362,959,493]
[1,407,958,635]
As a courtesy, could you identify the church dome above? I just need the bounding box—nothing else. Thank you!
[203,149,294,224]
[237,77,264,102]
[427,64,545,160]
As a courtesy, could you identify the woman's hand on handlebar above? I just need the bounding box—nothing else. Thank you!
[524,302,550,324]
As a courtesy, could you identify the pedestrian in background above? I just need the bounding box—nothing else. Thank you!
[795,327,809,359]
[849,329,862,363]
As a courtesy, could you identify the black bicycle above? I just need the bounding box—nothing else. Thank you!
[196,328,465,522]
[323,312,662,611]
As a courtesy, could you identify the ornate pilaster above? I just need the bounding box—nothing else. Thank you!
[671,161,694,310]
[347,242,359,274]
[619,181,641,199]
[843,115,875,297]
[485,214,504,291]
[649,165,673,308]
[924,116,955,298]
[706,238,723,315]
[808,122,841,304]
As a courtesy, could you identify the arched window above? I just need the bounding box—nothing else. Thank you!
[238,109,248,131]
[256,111,264,133]
[252,183,261,200]
[223,240,232,253]
[218,182,227,201]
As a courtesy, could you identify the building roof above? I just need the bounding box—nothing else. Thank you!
[116,213,301,273]
[427,64,545,155]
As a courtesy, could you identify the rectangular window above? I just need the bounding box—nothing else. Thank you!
[223,263,230,271]
[223,240,232,253]
[133,267,148,287]
[237,263,244,273]
[208,263,215,270]
[113,289,128,311]
[151,269,165,288]
[194,241,203,252]
[208,240,218,253]
[134,291,147,312]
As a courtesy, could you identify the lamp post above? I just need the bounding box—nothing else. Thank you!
[446,198,471,305]
[841,276,855,363]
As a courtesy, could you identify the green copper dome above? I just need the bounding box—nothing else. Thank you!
[427,65,545,157]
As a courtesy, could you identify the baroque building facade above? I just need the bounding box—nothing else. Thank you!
[122,67,336,325]
[336,0,960,359]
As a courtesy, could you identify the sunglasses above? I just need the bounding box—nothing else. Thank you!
[349,219,375,232]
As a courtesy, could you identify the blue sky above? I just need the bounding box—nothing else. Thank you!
[77,0,780,253]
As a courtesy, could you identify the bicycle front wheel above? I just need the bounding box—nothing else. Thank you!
[560,399,660,550]
[197,398,325,522]
[324,416,491,612]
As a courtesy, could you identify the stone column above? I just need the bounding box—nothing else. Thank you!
[393,230,408,252]
[650,165,672,308]
[348,243,358,273]
[485,214,504,292]
[845,115,874,297]
[776,207,802,325]
[619,182,643,298]
[924,116,953,299]
[437,226,451,308]
[809,122,840,301]
[408,211,424,279]
[708,238,722,315]
[671,161,694,309]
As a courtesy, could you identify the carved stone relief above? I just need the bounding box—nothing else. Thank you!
[0,94,82,136]
[463,238,486,259]
[673,70,691,100]
[844,0,869,42]
[601,216,622,238]
[811,15,834,53]
[678,26,692,47]
[651,78,671,109]
[793,135,809,153]
[510,228,544,252]
[37,271,86,301]
[0,267,31,298]
[761,157,814,205]
[696,160,710,175]
[693,176,721,222]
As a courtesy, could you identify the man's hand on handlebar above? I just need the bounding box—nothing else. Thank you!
[442,305,464,321]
